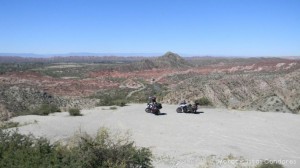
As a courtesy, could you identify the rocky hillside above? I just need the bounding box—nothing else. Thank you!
[0,84,97,120]
[162,68,300,113]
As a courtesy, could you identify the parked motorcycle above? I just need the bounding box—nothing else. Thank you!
[145,102,162,115]
[176,103,199,113]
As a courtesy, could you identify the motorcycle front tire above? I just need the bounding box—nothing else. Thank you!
[145,108,151,113]
[176,107,182,113]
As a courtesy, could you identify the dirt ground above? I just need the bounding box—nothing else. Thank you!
[10,104,300,168]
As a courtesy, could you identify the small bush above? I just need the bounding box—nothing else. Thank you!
[34,104,61,115]
[294,105,300,114]
[68,108,82,116]
[0,121,19,129]
[67,128,153,168]
[119,101,127,107]
[109,106,117,110]
[195,97,212,106]
[97,97,127,107]
[256,160,284,168]
[92,89,128,107]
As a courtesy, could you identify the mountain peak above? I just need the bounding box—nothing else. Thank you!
[119,52,193,71]
[156,52,192,68]
[162,51,181,59]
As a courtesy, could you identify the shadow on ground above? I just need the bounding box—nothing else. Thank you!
[181,111,204,114]
[156,113,167,116]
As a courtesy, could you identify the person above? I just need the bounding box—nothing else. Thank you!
[180,99,186,105]
[178,100,188,112]
[148,96,156,104]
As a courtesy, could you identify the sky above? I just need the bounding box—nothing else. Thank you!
[0,0,299,56]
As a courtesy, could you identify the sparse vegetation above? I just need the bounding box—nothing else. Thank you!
[0,53,299,168]
[0,128,153,168]
[35,63,124,78]
[0,120,38,129]
[0,121,19,129]
[109,106,117,110]
[129,83,168,103]
[0,53,299,125]
[119,101,127,107]
[195,97,212,106]
[93,88,130,106]
[68,128,153,168]
[34,104,61,115]
[68,108,82,116]
[97,96,128,107]
[295,105,300,114]
[0,129,61,168]
[0,63,46,74]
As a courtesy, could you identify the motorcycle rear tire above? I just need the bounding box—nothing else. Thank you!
[183,107,188,113]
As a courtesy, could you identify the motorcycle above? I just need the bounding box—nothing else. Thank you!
[176,103,199,113]
[145,102,162,115]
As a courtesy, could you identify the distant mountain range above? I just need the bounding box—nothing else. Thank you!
[1,52,299,57]
[0,55,146,63]
[0,52,164,57]
[0,52,299,63]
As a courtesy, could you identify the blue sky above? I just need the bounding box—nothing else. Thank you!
[0,0,299,56]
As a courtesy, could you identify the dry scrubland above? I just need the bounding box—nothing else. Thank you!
[1,53,300,121]
[1,53,300,167]
[10,104,300,168]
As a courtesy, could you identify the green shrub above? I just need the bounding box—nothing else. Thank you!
[0,121,19,129]
[0,128,153,168]
[109,106,117,110]
[119,101,127,107]
[0,129,62,168]
[68,108,82,116]
[97,96,127,107]
[67,128,153,168]
[92,88,129,106]
[34,104,61,115]
[294,105,300,114]
[195,97,212,106]
[256,160,284,168]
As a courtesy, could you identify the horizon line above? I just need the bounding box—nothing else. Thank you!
[0,52,299,58]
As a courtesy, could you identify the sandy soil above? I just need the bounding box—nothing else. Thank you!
[10,104,300,168]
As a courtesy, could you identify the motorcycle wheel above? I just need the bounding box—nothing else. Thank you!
[192,106,197,113]
[145,108,151,113]
[183,106,188,113]
[176,107,182,113]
